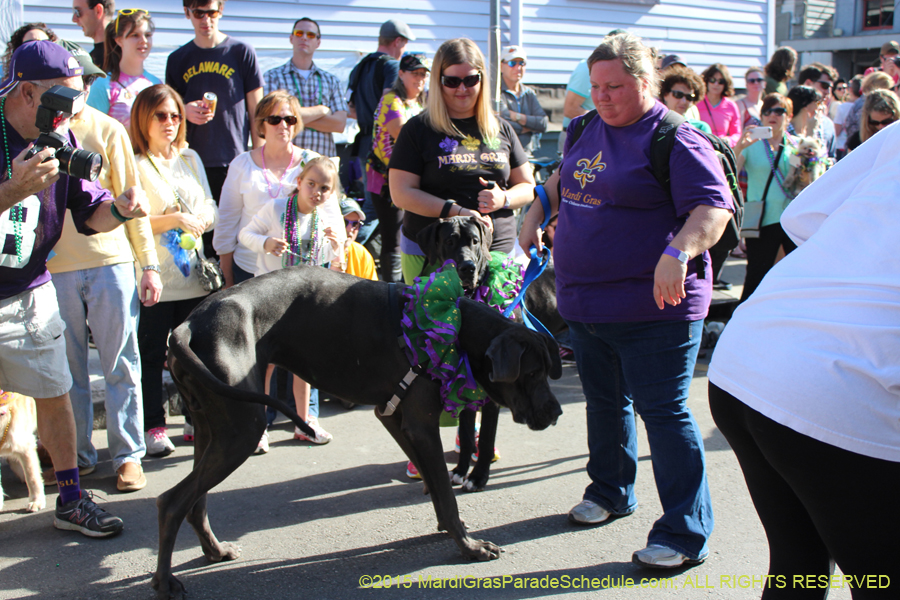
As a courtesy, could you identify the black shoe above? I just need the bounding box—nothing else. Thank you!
[713,281,732,290]
[54,492,124,538]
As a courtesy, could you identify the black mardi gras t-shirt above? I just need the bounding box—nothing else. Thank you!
[389,114,528,253]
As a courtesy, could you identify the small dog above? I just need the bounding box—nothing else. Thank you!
[783,136,828,195]
[0,390,46,513]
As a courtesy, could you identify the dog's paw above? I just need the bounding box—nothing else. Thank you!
[462,478,486,493]
[449,471,466,486]
[151,573,186,600]
[206,541,241,563]
[462,537,502,561]
[26,495,46,512]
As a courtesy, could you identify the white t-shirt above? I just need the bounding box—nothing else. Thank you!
[709,122,900,462]
[834,101,853,150]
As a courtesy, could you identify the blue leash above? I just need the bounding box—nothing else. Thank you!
[503,186,553,337]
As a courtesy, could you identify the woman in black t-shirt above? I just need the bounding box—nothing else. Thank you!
[389,38,534,283]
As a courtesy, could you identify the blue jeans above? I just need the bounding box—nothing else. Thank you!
[54,263,145,471]
[567,318,713,560]
[356,135,379,246]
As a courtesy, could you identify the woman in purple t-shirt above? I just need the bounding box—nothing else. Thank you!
[519,32,732,570]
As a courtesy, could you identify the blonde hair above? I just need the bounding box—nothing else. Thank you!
[292,155,340,197]
[860,89,900,142]
[255,90,303,139]
[587,32,659,97]
[862,71,893,94]
[423,38,499,140]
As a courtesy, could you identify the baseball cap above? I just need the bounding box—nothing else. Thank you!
[881,41,900,55]
[380,19,416,41]
[400,52,430,72]
[56,39,106,79]
[660,54,687,70]
[340,198,366,220]
[0,40,84,97]
[501,45,527,62]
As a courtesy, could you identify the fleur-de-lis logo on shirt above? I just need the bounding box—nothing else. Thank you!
[574,150,606,189]
[461,135,481,151]
[439,137,458,153]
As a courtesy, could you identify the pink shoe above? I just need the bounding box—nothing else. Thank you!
[406,461,421,479]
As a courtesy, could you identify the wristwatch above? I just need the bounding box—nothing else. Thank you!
[662,246,689,264]
[142,264,161,273]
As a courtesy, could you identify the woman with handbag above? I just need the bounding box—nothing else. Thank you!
[131,84,218,454]
[733,93,796,302]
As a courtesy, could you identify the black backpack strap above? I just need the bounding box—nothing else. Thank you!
[649,109,686,193]
[568,109,598,148]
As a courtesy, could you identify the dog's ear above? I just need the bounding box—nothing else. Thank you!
[540,333,563,380]
[485,332,525,382]
[470,216,493,257]
[417,220,446,265]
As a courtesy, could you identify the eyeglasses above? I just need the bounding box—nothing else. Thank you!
[506,59,526,67]
[761,107,788,116]
[154,111,183,124]
[73,7,82,18]
[669,90,697,101]
[115,8,149,34]
[264,115,298,126]
[441,73,482,89]
[292,30,319,40]
[869,117,896,127]
[344,219,362,230]
[708,77,726,85]
[746,77,765,84]
[191,8,221,19]
[816,80,833,91]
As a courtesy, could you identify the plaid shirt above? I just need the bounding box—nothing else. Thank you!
[263,60,348,157]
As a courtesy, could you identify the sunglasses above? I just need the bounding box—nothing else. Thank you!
[746,77,765,84]
[761,107,788,116]
[264,115,298,126]
[506,59,526,67]
[669,90,697,101]
[292,30,319,40]
[816,80,833,90]
[441,73,482,89]
[154,111,183,124]
[191,8,221,19]
[708,77,726,85]
[115,8,149,34]
[835,85,847,91]
[73,7,82,18]
[869,117,896,127]
[344,219,362,230]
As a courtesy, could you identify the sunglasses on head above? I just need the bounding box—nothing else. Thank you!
[506,59,526,67]
[441,73,482,89]
[708,77,726,85]
[264,115,298,126]
[869,117,896,127]
[669,90,697,101]
[292,30,319,40]
[761,107,788,116]
[191,8,221,19]
[344,219,362,230]
[154,111,183,124]
[115,8,150,34]
[746,77,765,84]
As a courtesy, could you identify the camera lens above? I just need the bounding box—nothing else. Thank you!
[54,145,103,182]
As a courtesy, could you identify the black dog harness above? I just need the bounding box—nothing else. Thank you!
[380,283,421,417]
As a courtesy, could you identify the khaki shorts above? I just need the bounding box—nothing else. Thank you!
[0,282,72,399]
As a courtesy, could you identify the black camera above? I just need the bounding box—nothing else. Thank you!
[25,85,102,182]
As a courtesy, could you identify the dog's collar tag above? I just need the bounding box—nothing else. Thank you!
[380,369,419,417]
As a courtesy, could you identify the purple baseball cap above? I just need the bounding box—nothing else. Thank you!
[0,40,84,97]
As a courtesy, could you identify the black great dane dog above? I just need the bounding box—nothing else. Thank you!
[417,216,566,492]
[153,266,562,600]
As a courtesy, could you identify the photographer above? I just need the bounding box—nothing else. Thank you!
[0,40,147,537]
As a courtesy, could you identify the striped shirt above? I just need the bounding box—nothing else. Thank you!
[263,60,347,157]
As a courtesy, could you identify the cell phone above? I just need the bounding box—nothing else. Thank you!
[749,126,773,140]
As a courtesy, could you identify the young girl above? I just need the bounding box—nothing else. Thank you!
[239,157,345,445]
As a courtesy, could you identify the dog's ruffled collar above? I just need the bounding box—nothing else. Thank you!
[468,252,524,316]
[399,261,489,417]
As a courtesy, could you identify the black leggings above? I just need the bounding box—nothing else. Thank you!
[708,384,900,599]
[370,188,403,282]
[741,222,797,301]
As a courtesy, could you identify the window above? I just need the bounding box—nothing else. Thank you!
[863,0,894,30]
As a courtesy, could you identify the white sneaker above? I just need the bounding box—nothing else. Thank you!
[255,430,270,454]
[632,544,708,568]
[293,418,332,445]
[146,427,175,457]
[568,499,611,525]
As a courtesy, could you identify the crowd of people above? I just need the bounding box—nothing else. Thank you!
[0,0,897,595]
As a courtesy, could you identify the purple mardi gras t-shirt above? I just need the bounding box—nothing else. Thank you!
[555,101,732,323]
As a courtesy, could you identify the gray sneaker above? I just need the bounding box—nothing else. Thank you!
[568,499,610,525]
[632,544,708,568]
